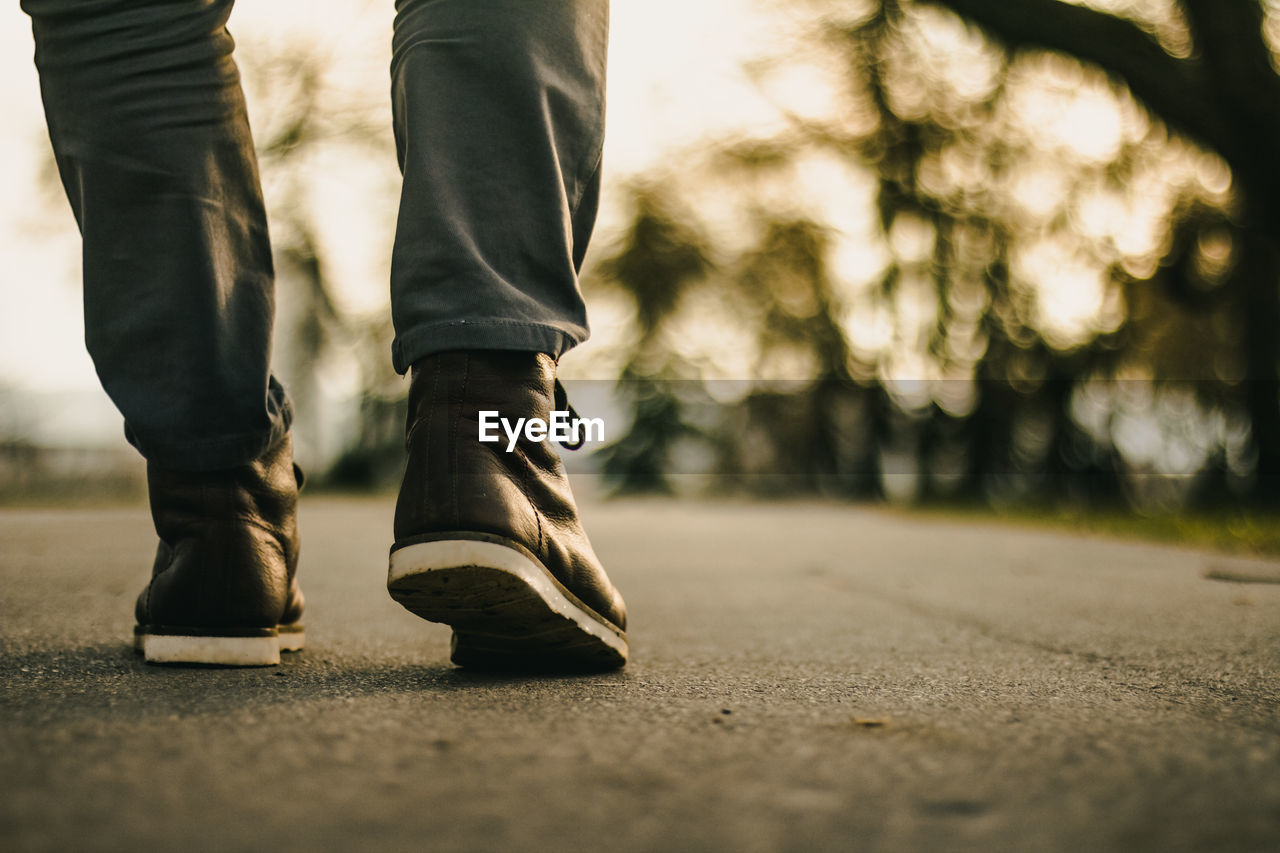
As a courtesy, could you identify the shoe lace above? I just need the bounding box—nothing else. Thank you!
[554,379,586,451]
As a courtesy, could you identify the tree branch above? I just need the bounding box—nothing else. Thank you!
[914,0,1229,160]
[1182,0,1280,111]
[1180,0,1280,213]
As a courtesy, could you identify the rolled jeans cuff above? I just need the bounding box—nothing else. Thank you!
[392,320,584,375]
[123,382,294,472]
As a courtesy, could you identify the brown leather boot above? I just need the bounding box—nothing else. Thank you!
[388,350,628,670]
[133,434,304,666]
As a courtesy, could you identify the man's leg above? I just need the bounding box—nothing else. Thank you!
[387,0,627,669]
[24,0,303,665]
[388,0,606,366]
[24,0,288,468]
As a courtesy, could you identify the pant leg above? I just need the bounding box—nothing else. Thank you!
[389,0,609,373]
[23,0,290,471]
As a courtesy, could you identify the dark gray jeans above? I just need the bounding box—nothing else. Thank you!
[22,0,607,470]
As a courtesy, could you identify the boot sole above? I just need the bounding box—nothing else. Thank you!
[132,625,305,667]
[387,535,628,671]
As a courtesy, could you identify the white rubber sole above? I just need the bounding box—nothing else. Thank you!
[278,626,306,653]
[388,538,627,669]
[133,627,305,667]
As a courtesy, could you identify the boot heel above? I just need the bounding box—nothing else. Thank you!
[135,628,282,666]
[277,625,306,653]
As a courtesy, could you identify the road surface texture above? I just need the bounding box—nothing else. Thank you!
[2,493,1278,852]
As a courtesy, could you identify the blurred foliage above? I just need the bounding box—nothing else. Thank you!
[589,189,713,492]
[25,1,1278,521]
[899,501,1280,559]
[587,0,1280,512]
[237,41,407,487]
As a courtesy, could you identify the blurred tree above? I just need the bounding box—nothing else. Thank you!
[713,217,885,495]
[915,0,1280,499]
[591,185,713,492]
[238,41,402,482]
[591,0,1279,509]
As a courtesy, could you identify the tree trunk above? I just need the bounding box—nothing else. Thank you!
[1239,224,1280,504]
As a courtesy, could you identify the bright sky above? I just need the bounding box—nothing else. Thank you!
[0,0,783,396]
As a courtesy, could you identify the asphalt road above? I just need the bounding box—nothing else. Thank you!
[2,492,1278,852]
